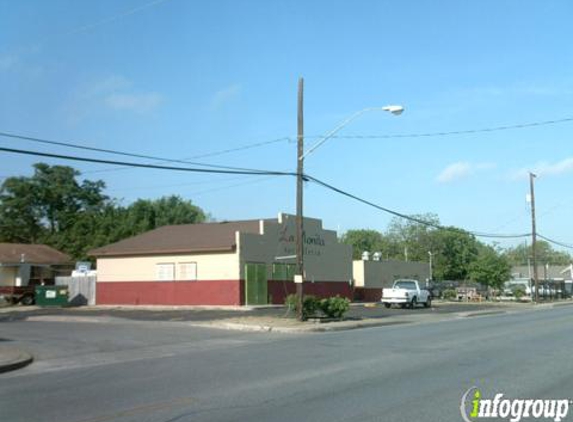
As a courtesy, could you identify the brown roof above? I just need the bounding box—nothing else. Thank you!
[88,220,267,257]
[0,243,72,265]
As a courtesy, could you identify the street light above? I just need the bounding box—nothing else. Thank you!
[295,77,404,320]
[300,105,405,160]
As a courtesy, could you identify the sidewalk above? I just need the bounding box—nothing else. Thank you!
[0,345,33,374]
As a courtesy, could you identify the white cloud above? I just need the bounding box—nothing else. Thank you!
[0,55,19,71]
[511,157,573,181]
[64,75,163,123]
[209,84,241,110]
[89,75,131,95]
[105,92,163,113]
[437,161,495,183]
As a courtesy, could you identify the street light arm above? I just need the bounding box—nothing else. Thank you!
[299,105,404,161]
[300,108,374,161]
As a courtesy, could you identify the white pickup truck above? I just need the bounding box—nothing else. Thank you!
[381,279,431,309]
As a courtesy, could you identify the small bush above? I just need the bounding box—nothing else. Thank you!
[284,294,320,319]
[319,295,350,319]
[284,294,350,320]
[513,287,526,300]
[442,289,457,300]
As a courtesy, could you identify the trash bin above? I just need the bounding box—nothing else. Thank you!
[35,286,69,307]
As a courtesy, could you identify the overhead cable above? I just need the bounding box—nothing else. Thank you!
[305,174,531,239]
[0,147,296,177]
[537,234,573,249]
[0,145,538,240]
[310,116,573,140]
[0,131,274,173]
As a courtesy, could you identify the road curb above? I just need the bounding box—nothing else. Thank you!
[187,318,415,333]
[0,346,34,374]
[458,310,508,318]
[187,305,558,333]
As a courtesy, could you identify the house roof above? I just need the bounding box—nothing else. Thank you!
[0,243,72,265]
[88,220,267,257]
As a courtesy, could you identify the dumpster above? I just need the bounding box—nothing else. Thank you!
[35,286,69,307]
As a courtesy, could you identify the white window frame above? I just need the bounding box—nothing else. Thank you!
[178,262,197,281]
[155,263,175,281]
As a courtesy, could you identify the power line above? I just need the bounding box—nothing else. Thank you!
[186,137,292,160]
[4,115,570,176]
[310,116,573,140]
[305,174,531,239]
[189,175,277,197]
[537,234,573,249]
[0,145,546,241]
[0,131,277,174]
[0,146,296,177]
[53,0,172,40]
[84,137,293,175]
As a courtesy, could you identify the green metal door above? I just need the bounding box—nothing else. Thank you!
[245,263,267,305]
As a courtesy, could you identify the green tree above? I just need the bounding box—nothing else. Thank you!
[0,176,44,243]
[121,195,207,238]
[0,164,208,260]
[469,244,511,289]
[340,229,397,260]
[73,196,207,259]
[0,163,108,248]
[503,241,572,266]
[431,228,479,280]
[386,214,440,262]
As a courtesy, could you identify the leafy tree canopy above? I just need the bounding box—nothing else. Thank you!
[0,163,208,260]
[503,241,572,266]
[342,215,500,284]
[340,229,387,260]
[469,244,511,289]
[430,227,479,281]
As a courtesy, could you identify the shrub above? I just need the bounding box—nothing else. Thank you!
[284,294,320,319]
[513,287,526,300]
[442,289,457,300]
[319,295,350,319]
[284,294,351,320]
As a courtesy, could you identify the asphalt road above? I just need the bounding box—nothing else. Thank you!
[0,301,506,323]
[2,305,573,422]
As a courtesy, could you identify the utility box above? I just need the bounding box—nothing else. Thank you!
[35,286,69,307]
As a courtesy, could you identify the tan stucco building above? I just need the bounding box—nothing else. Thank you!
[91,213,353,306]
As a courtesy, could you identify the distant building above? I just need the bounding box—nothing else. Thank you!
[511,264,572,281]
[508,264,573,298]
[90,213,353,306]
[0,243,72,302]
[352,259,430,301]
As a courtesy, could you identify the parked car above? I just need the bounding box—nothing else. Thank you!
[381,279,431,309]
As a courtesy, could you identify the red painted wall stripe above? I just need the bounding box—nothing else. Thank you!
[96,280,242,306]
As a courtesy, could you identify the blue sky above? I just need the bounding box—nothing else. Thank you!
[1,0,573,250]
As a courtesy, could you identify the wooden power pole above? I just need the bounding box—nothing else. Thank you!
[530,172,539,303]
[296,77,304,320]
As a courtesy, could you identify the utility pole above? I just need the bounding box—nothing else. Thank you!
[296,77,304,321]
[529,172,539,303]
[428,251,433,283]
